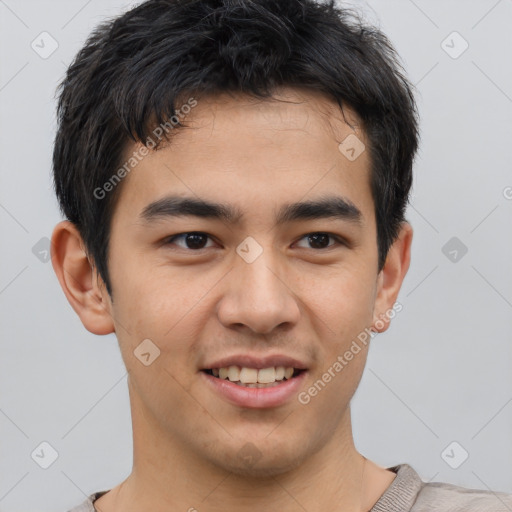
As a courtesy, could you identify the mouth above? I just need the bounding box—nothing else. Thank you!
[201,366,306,388]
[200,365,308,408]
[200,354,309,408]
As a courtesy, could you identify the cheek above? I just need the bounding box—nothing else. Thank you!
[296,263,377,338]
[109,257,219,376]
[111,254,201,335]
[299,339,369,444]
[110,273,202,426]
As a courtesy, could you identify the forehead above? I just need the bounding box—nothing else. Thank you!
[111,87,372,226]
[172,88,363,149]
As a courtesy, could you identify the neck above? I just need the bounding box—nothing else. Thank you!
[97,382,394,512]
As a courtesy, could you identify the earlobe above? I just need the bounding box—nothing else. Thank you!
[50,220,115,335]
[372,222,413,333]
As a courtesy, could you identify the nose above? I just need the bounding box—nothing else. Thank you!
[216,249,301,335]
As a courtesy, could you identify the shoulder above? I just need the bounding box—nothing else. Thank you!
[413,479,512,512]
[374,464,512,512]
[65,490,109,512]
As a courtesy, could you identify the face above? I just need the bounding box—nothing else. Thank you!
[56,87,410,478]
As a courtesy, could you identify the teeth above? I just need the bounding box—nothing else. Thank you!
[227,365,240,382]
[257,367,275,383]
[210,366,298,384]
[239,367,258,384]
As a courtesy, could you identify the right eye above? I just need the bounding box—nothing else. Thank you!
[163,232,217,251]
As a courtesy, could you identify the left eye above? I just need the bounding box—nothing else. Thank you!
[294,232,343,250]
[164,232,343,251]
[164,232,215,250]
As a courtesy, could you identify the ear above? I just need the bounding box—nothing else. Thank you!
[50,220,115,335]
[372,222,413,333]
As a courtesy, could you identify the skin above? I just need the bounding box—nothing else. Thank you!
[51,87,412,512]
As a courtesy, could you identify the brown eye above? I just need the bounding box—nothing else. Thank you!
[165,232,214,250]
[295,232,343,250]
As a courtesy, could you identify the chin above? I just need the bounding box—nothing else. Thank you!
[208,436,313,479]
[219,455,306,479]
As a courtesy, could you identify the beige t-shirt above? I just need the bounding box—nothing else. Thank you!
[66,463,512,512]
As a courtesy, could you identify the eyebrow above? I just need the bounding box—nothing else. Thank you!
[139,194,362,226]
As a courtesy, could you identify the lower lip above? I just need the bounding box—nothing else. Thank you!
[201,370,307,409]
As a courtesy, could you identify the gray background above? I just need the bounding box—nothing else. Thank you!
[1,0,511,511]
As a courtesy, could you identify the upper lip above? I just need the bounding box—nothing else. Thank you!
[201,354,309,371]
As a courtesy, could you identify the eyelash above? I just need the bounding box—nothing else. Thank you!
[163,231,346,251]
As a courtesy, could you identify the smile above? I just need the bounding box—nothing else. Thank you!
[201,366,308,408]
[203,366,304,388]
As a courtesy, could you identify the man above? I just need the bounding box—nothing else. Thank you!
[50,0,512,510]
